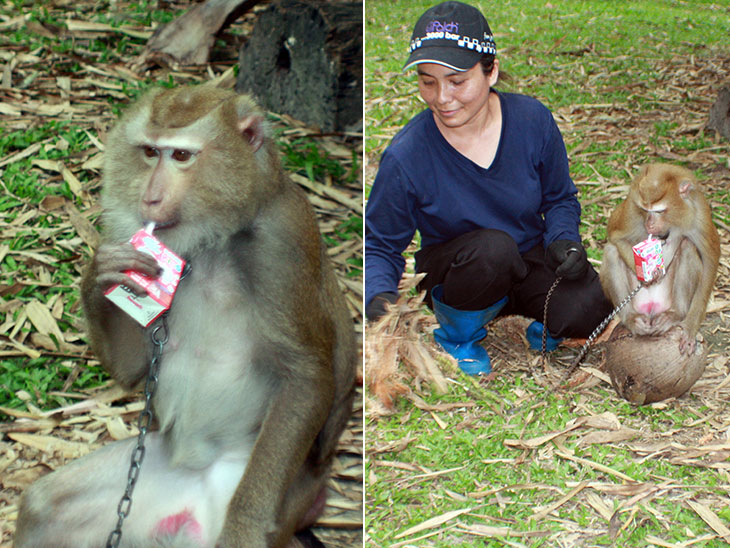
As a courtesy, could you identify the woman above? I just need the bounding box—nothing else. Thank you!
[365,1,612,374]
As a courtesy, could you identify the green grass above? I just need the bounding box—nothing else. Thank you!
[366,1,730,546]
[367,375,729,547]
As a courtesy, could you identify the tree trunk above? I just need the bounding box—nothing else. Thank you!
[707,86,730,139]
[236,0,362,132]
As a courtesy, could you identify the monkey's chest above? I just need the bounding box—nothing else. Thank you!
[151,270,270,468]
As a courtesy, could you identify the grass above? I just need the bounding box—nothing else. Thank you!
[365,0,730,546]
[368,375,730,546]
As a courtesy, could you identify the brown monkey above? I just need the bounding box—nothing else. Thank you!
[600,163,720,354]
[14,85,356,548]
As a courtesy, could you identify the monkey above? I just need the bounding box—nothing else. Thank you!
[13,85,357,548]
[600,163,720,355]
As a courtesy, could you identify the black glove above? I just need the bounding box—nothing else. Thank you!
[546,240,589,281]
[366,292,398,321]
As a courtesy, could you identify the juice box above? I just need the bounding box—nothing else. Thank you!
[104,225,185,327]
[632,235,665,283]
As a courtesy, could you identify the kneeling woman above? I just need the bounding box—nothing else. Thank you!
[365,1,612,374]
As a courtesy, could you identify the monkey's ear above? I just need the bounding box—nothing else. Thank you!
[679,179,693,199]
[238,115,265,153]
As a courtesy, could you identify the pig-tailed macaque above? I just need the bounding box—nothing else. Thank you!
[600,163,720,354]
[14,85,356,548]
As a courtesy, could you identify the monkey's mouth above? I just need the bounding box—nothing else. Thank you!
[651,231,669,241]
[151,221,178,231]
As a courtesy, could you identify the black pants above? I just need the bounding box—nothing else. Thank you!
[414,228,613,339]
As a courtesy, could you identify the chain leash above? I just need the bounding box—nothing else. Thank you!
[538,242,676,387]
[540,276,562,367]
[548,283,643,388]
[549,254,674,386]
[105,314,169,548]
[540,261,657,388]
[105,261,190,548]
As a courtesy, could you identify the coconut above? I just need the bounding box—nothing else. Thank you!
[604,324,707,405]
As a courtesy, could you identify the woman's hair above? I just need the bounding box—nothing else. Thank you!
[480,55,495,75]
[480,54,510,85]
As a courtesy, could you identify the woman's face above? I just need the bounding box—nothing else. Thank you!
[416,60,499,129]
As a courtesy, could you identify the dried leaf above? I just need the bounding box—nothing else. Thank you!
[687,500,730,542]
[65,202,100,249]
[60,162,83,197]
[0,142,42,168]
[556,451,637,483]
[8,432,91,459]
[0,102,22,115]
[39,195,68,212]
[531,482,589,520]
[456,523,511,536]
[104,416,135,441]
[394,507,473,539]
[578,427,638,446]
[81,153,104,170]
[31,158,60,171]
[25,300,65,346]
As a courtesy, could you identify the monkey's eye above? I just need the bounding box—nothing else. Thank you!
[142,146,159,158]
[171,149,193,162]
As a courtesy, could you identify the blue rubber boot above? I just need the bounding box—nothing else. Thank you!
[526,321,563,352]
[431,285,508,375]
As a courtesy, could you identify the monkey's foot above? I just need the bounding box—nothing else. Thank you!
[678,332,698,355]
[153,508,204,544]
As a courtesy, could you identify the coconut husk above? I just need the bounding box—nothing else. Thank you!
[604,324,707,405]
[365,275,455,414]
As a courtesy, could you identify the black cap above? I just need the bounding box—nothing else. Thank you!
[403,1,496,72]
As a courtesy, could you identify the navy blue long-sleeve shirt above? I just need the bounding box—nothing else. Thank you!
[365,90,581,307]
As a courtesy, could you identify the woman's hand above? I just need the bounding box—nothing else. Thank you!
[546,240,589,280]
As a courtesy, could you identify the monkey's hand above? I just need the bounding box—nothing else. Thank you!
[92,242,161,296]
[642,266,667,287]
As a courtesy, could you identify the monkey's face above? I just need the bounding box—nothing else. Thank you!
[640,206,670,240]
[632,163,696,241]
[101,87,272,255]
[634,187,670,239]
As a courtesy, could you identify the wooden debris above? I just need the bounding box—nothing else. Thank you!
[365,273,454,413]
[134,0,261,68]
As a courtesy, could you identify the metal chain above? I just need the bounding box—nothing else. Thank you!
[552,283,642,388]
[536,245,676,390]
[551,254,674,387]
[105,261,190,547]
[106,314,169,548]
[541,276,562,368]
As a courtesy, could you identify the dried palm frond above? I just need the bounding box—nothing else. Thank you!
[365,274,455,414]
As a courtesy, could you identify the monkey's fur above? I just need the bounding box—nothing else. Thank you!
[600,163,720,354]
[14,85,356,548]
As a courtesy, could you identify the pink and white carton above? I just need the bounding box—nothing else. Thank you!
[104,225,185,327]
[632,235,665,283]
